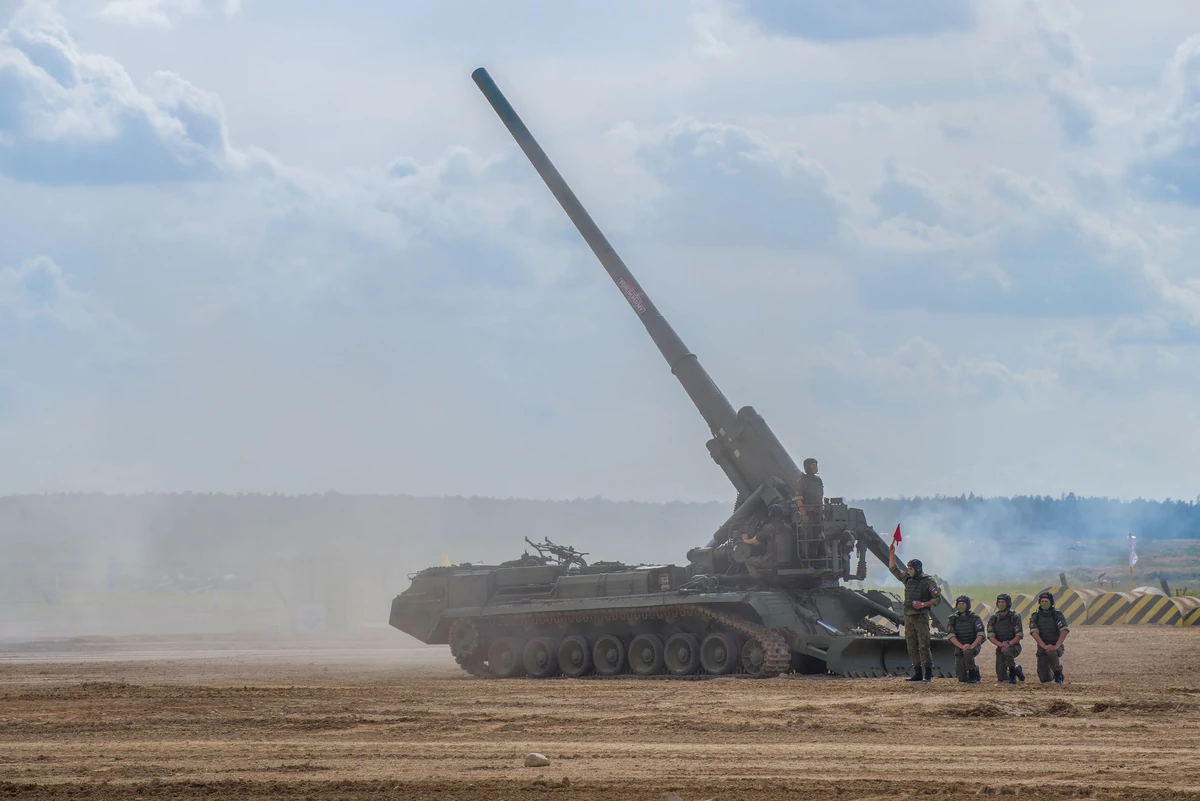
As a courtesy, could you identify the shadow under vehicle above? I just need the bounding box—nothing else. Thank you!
[389,68,958,680]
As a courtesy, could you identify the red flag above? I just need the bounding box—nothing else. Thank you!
[892,524,902,543]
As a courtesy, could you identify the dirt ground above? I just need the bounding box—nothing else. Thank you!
[2,626,1199,801]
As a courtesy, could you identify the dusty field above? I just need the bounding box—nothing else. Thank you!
[2,627,1199,800]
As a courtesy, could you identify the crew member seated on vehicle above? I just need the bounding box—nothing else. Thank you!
[741,503,789,580]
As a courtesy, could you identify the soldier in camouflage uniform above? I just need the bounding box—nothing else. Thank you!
[986,593,1026,684]
[1028,590,1069,684]
[794,458,824,524]
[742,503,788,580]
[888,540,942,682]
[945,595,985,683]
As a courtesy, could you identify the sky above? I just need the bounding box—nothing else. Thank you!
[2,0,1200,504]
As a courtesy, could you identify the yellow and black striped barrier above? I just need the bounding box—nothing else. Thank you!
[1010,593,1038,618]
[1125,592,1184,625]
[972,600,993,619]
[1175,596,1200,626]
[1087,591,1135,624]
[875,587,1200,627]
[1055,588,1097,626]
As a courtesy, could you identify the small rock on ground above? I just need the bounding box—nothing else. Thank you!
[524,752,550,767]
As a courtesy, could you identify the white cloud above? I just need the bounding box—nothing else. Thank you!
[0,254,111,330]
[0,0,239,183]
[808,332,1060,412]
[627,116,842,248]
[1026,0,1102,145]
[850,163,1169,320]
[97,0,235,27]
[1131,33,1200,205]
[731,0,978,42]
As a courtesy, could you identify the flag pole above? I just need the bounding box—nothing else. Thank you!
[1127,533,1135,592]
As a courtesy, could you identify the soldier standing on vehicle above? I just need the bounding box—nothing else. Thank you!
[1028,590,1069,684]
[794,458,824,523]
[945,595,984,683]
[986,593,1026,684]
[888,540,941,682]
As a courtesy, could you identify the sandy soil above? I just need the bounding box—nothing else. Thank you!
[2,626,1199,800]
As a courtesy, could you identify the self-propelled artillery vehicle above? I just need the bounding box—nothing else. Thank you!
[388,68,958,680]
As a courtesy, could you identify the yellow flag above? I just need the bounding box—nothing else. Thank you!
[442,553,452,566]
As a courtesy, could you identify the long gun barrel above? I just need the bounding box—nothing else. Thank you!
[472,67,802,501]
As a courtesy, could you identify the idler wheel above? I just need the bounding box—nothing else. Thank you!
[592,633,627,676]
[628,633,665,676]
[486,636,525,678]
[523,637,560,678]
[664,632,701,676]
[557,635,592,678]
[700,631,739,675]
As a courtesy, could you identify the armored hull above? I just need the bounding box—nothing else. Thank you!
[390,539,958,679]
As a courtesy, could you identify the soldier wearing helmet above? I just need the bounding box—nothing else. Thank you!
[986,593,1026,684]
[1028,590,1069,684]
[888,540,942,682]
[945,595,985,683]
[793,458,824,524]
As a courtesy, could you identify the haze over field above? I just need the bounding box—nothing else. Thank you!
[2,492,1196,640]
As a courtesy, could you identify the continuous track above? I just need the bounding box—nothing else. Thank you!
[449,603,791,680]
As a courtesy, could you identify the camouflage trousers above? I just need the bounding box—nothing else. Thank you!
[994,642,1023,681]
[903,613,932,667]
[1036,643,1065,682]
[744,555,776,580]
[954,644,981,681]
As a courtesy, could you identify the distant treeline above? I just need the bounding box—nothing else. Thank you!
[1,491,1196,565]
[854,494,1200,541]
[2,491,1197,603]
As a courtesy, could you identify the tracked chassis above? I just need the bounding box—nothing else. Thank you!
[391,560,958,679]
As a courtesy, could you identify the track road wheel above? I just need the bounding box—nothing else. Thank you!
[740,638,766,675]
[628,633,665,676]
[664,632,701,676]
[523,637,560,678]
[592,634,626,677]
[700,632,739,675]
[487,636,525,678]
[557,635,592,678]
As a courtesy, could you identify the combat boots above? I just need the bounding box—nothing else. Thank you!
[1014,665,1026,683]
[923,664,933,682]
[908,665,924,681]
[1008,668,1017,685]
[969,667,981,683]
[1053,669,1064,684]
